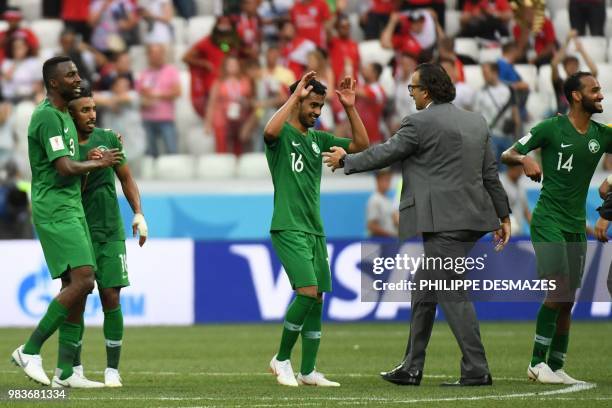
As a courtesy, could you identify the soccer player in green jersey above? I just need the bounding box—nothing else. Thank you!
[11,56,123,387]
[502,72,612,384]
[65,85,147,387]
[264,71,369,387]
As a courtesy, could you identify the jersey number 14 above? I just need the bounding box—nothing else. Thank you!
[557,153,573,172]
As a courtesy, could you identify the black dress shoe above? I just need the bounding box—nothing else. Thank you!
[440,374,493,387]
[380,364,422,386]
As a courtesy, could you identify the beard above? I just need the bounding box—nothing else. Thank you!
[60,86,80,102]
[582,97,603,114]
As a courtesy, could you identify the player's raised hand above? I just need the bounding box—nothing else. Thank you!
[296,71,316,100]
[595,217,609,243]
[322,146,347,172]
[132,213,148,246]
[521,156,542,182]
[335,76,356,108]
[98,148,124,168]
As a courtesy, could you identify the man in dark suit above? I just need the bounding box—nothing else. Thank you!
[323,63,511,386]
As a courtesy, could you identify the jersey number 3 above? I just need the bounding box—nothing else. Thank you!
[291,153,304,173]
[557,152,573,172]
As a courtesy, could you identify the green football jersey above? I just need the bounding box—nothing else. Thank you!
[515,115,612,233]
[265,122,352,235]
[28,99,83,224]
[79,128,127,242]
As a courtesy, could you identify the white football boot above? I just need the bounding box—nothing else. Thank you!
[11,345,50,386]
[297,370,340,387]
[269,355,298,387]
[104,368,123,387]
[527,362,563,384]
[554,369,585,385]
[52,369,105,388]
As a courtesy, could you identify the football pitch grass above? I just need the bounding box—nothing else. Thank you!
[0,322,610,407]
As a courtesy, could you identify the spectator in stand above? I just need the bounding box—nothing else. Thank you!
[264,45,296,88]
[366,168,398,237]
[89,0,139,54]
[0,8,39,64]
[0,102,13,165]
[290,0,333,49]
[551,30,598,115]
[139,0,174,45]
[391,50,417,131]
[98,50,134,90]
[136,44,181,157]
[62,0,92,43]
[329,14,360,85]
[360,0,397,40]
[183,15,240,117]
[232,0,262,60]
[458,0,511,41]
[205,55,253,155]
[497,41,529,125]
[499,163,531,236]
[381,10,437,63]
[513,5,556,67]
[440,57,474,111]
[95,75,147,162]
[0,160,33,239]
[474,62,520,160]
[258,0,294,42]
[569,0,606,36]
[52,28,102,85]
[398,0,445,29]
[1,37,43,104]
[438,37,465,82]
[278,20,317,80]
[354,62,387,144]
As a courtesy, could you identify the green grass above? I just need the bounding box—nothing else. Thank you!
[1,322,611,407]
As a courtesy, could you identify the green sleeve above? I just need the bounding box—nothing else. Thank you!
[318,131,352,152]
[514,120,550,155]
[36,110,70,162]
[107,130,127,166]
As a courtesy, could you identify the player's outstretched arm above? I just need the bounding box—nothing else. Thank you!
[336,76,369,153]
[263,71,316,143]
[115,163,147,247]
[54,149,123,177]
[500,146,542,182]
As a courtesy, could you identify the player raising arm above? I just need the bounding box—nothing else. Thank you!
[264,72,368,387]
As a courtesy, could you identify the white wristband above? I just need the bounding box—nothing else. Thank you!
[132,213,148,237]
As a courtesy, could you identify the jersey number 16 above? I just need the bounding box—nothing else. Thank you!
[291,153,304,173]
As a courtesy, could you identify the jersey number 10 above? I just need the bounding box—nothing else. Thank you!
[557,153,573,172]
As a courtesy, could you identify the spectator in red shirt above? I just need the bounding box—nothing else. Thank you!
[290,0,333,49]
[355,62,387,144]
[438,37,465,83]
[381,10,437,64]
[328,14,360,86]
[182,15,240,117]
[360,0,397,40]
[459,0,512,41]
[278,20,317,80]
[0,8,39,64]
[232,0,262,60]
[62,0,92,43]
[399,0,445,29]
[513,6,557,67]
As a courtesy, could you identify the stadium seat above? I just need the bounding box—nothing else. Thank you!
[187,16,216,46]
[526,92,554,124]
[236,153,270,179]
[537,64,555,95]
[16,0,42,21]
[552,9,570,43]
[195,154,237,179]
[155,154,196,180]
[463,65,484,91]
[597,64,612,92]
[348,13,363,43]
[379,66,395,98]
[515,64,538,91]
[128,45,148,73]
[593,98,612,124]
[607,40,612,64]
[454,38,479,62]
[358,40,394,66]
[195,0,220,15]
[30,19,63,49]
[444,10,461,38]
[174,43,188,69]
[184,125,215,155]
[567,37,607,63]
[139,156,157,180]
[606,9,612,39]
[0,21,8,32]
[12,101,35,142]
[546,0,569,18]
[171,17,187,45]
[478,47,502,63]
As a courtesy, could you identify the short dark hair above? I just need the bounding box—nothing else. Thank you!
[289,78,327,97]
[482,61,499,74]
[501,42,517,54]
[78,79,92,98]
[415,63,455,104]
[371,62,383,79]
[42,55,72,89]
[563,71,594,105]
[562,55,579,66]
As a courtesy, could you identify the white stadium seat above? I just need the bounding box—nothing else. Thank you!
[187,16,216,46]
[454,38,479,62]
[195,0,221,15]
[171,17,187,45]
[128,45,148,74]
[358,40,394,66]
[606,9,612,39]
[592,98,612,124]
[567,37,607,63]
[185,125,215,155]
[463,65,484,91]
[196,154,237,179]
[379,66,395,98]
[348,13,364,43]
[478,47,502,63]
[546,0,569,18]
[139,156,157,180]
[30,19,63,49]
[607,40,612,64]
[155,154,196,180]
[12,101,35,142]
[526,92,554,124]
[552,9,570,43]
[597,64,612,92]
[537,64,555,95]
[236,153,270,179]
[515,64,538,91]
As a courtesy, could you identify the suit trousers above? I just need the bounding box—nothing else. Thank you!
[402,230,490,378]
